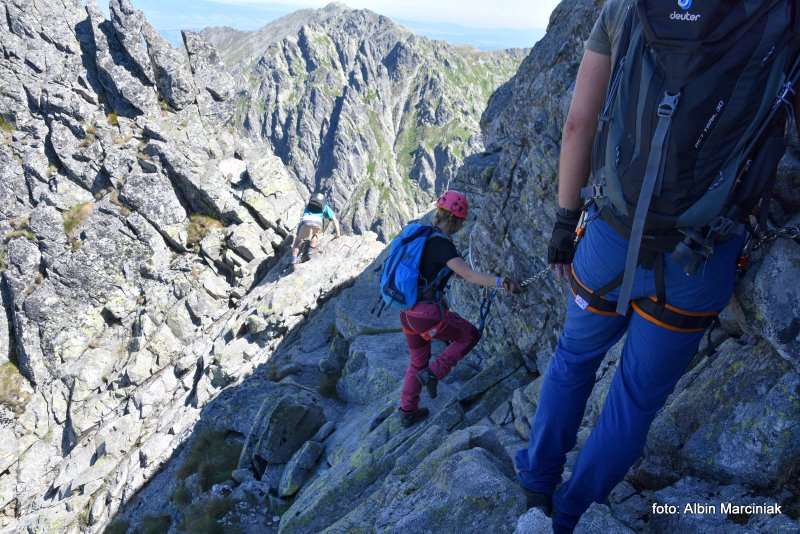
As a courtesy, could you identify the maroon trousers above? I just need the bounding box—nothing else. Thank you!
[399,302,481,412]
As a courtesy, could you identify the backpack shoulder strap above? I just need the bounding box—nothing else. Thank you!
[613,3,636,64]
[429,228,451,241]
[399,225,433,246]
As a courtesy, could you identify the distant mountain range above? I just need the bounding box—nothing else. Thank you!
[160,24,545,52]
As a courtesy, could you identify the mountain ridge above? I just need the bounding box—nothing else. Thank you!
[206,1,526,238]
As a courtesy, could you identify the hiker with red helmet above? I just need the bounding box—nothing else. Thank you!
[384,190,524,427]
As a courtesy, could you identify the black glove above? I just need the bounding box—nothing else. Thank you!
[547,207,581,265]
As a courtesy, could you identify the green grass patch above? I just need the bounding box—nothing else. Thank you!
[3,229,36,242]
[364,88,378,105]
[0,362,32,415]
[171,481,192,508]
[103,518,129,534]
[141,514,171,534]
[178,497,237,534]
[186,214,225,249]
[0,116,13,133]
[395,107,475,177]
[176,428,242,492]
[234,94,250,127]
[107,112,119,127]
[63,202,93,236]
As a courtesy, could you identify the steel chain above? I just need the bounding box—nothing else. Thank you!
[519,267,551,288]
[752,224,800,251]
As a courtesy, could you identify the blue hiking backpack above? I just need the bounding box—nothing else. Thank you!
[377,223,452,314]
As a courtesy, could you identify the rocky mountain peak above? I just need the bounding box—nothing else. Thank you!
[205,3,525,239]
[322,1,350,11]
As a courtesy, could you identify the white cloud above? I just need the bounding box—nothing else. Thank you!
[207,0,560,30]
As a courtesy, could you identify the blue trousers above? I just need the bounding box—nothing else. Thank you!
[515,213,744,532]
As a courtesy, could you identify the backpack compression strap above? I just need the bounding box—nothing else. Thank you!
[616,92,681,315]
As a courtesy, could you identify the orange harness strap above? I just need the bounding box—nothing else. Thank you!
[402,319,446,342]
[571,266,717,333]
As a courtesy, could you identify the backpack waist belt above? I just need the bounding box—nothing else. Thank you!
[570,266,717,333]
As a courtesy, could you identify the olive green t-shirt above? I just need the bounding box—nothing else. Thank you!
[585,0,633,63]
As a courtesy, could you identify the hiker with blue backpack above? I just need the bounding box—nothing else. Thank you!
[379,191,524,427]
[514,1,800,532]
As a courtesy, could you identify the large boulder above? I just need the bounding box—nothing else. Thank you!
[374,447,526,533]
[515,508,552,534]
[253,392,326,464]
[575,504,636,534]
[281,425,518,534]
[334,279,402,340]
[86,3,158,115]
[278,440,325,498]
[336,333,408,405]
[227,222,269,263]
[119,171,188,247]
[737,217,800,369]
[640,339,800,489]
[181,31,236,123]
[239,149,306,234]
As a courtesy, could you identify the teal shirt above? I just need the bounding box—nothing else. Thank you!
[301,204,335,225]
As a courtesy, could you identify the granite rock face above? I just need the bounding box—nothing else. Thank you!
[203,3,525,240]
[0,1,378,532]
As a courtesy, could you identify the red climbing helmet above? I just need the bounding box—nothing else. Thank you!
[436,190,469,219]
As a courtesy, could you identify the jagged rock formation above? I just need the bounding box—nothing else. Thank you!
[203,3,526,239]
[112,1,798,533]
[0,0,383,532]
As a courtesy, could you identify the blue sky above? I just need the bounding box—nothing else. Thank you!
[107,1,558,50]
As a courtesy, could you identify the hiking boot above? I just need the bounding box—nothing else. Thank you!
[416,368,438,399]
[399,407,429,428]
[524,490,553,517]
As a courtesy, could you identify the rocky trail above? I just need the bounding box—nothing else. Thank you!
[1,0,799,533]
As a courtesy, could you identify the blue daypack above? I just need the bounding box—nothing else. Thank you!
[377,223,452,314]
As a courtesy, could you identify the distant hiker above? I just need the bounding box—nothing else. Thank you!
[291,192,341,266]
[515,1,800,532]
[379,190,524,428]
